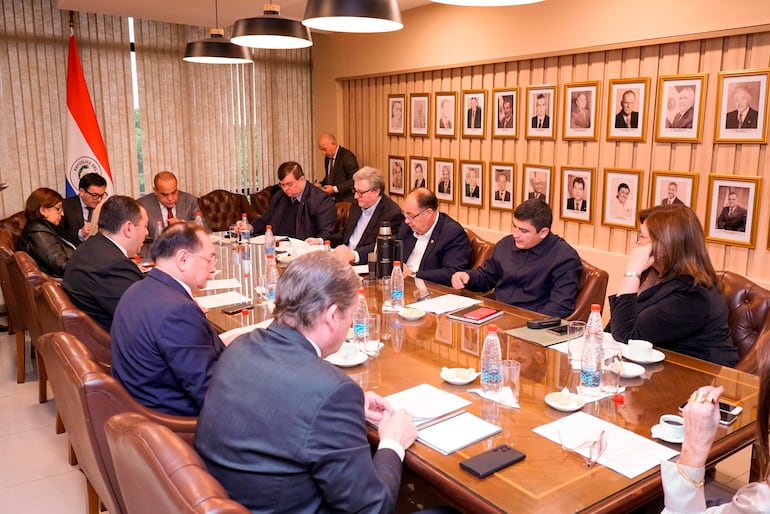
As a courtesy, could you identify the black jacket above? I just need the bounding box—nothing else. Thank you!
[19,219,76,278]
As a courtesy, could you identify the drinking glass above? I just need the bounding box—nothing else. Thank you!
[558,430,607,468]
[601,350,622,394]
[381,275,392,311]
[365,314,381,355]
[500,360,521,408]
[567,321,586,368]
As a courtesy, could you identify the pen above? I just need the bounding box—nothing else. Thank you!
[416,409,467,430]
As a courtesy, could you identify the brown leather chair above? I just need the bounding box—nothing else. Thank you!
[249,187,275,217]
[465,228,495,269]
[717,271,770,374]
[198,190,259,232]
[0,229,27,383]
[7,251,51,397]
[0,210,27,244]
[105,412,249,514]
[37,332,197,514]
[335,201,352,235]
[565,259,609,323]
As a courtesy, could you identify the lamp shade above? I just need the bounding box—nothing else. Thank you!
[431,0,544,4]
[183,29,253,64]
[303,0,403,33]
[232,14,312,49]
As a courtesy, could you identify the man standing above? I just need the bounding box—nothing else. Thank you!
[725,87,758,129]
[660,182,684,205]
[317,133,359,203]
[62,196,148,331]
[716,191,747,232]
[467,96,482,129]
[195,252,417,512]
[531,93,550,129]
[451,199,581,318]
[398,188,471,287]
[309,166,402,264]
[614,90,639,128]
[252,161,336,240]
[413,162,426,189]
[111,222,224,416]
[138,171,200,232]
[60,172,107,246]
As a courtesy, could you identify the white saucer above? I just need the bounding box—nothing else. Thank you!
[399,308,425,321]
[440,367,481,385]
[544,392,585,412]
[651,424,684,443]
[325,351,368,368]
[621,347,665,364]
[611,361,646,378]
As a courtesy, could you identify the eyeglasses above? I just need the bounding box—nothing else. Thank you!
[353,188,373,196]
[558,430,607,468]
[53,205,64,213]
[403,208,429,221]
[191,253,217,266]
[83,190,108,200]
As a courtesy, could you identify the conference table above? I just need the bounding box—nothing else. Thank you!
[203,239,760,513]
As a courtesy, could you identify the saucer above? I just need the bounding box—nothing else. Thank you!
[440,367,480,385]
[651,424,684,443]
[326,350,368,368]
[621,347,665,364]
[544,391,585,412]
[399,308,425,321]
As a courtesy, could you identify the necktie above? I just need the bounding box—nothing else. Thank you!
[327,158,334,179]
[85,206,93,222]
[625,117,631,128]
[738,113,743,128]
[167,206,174,223]
[538,119,542,129]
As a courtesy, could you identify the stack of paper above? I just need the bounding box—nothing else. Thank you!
[406,294,481,315]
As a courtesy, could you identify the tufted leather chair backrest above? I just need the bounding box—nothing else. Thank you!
[335,202,352,235]
[0,211,27,245]
[198,190,259,232]
[565,259,609,323]
[249,187,275,218]
[105,412,249,514]
[717,271,770,374]
[465,228,495,270]
[0,229,23,334]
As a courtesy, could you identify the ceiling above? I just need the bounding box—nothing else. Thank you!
[56,0,431,29]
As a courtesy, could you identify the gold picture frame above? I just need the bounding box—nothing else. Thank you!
[408,156,430,193]
[409,93,430,138]
[607,77,650,141]
[525,85,557,140]
[654,74,707,143]
[459,160,485,208]
[649,170,698,209]
[388,155,405,196]
[492,87,519,139]
[434,158,456,204]
[522,163,554,205]
[489,162,516,212]
[387,94,405,136]
[714,68,770,144]
[435,91,457,138]
[562,81,600,141]
[705,174,762,248]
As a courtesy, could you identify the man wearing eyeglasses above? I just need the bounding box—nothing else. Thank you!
[309,166,402,263]
[111,222,224,416]
[60,172,107,246]
[138,171,202,232]
[397,188,471,286]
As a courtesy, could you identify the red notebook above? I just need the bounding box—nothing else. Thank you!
[447,305,504,324]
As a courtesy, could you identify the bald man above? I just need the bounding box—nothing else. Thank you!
[316,133,360,203]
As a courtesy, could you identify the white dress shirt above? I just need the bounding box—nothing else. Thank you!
[405,214,439,272]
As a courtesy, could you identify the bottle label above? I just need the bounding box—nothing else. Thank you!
[391,289,404,302]
[353,322,367,339]
[580,369,601,388]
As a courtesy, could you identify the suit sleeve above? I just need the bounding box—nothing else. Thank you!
[335,149,359,199]
[311,193,338,239]
[415,223,471,286]
[306,381,400,513]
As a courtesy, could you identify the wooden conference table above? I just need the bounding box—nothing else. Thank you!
[203,241,760,513]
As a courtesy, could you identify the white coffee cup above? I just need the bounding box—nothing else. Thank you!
[278,240,292,250]
[628,339,653,360]
[338,341,359,363]
[657,414,684,440]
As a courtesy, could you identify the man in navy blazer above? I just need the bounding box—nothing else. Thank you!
[62,196,149,332]
[309,166,403,264]
[725,87,759,129]
[111,222,224,416]
[195,252,417,512]
[60,172,108,246]
[317,132,359,203]
[397,188,471,287]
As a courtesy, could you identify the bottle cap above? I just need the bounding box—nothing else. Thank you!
[359,287,365,294]
[241,309,249,316]
[266,225,272,230]
[393,260,401,267]
[487,324,498,332]
[195,211,201,216]
[591,303,601,311]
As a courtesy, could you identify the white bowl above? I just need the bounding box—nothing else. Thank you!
[440,367,480,385]
[399,308,425,320]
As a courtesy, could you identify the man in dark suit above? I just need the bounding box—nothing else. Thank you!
[566,176,587,212]
[494,170,511,202]
[660,182,685,205]
[614,90,639,128]
[111,222,225,416]
[194,252,417,512]
[725,87,759,129]
[716,192,747,232]
[528,173,547,202]
[62,196,148,331]
[467,96,482,128]
[138,171,200,232]
[464,166,480,198]
[530,93,550,129]
[398,188,471,287]
[413,162,426,189]
[60,172,107,246]
[252,161,336,240]
[666,87,695,129]
[310,166,402,264]
[437,164,452,195]
[317,132,359,203]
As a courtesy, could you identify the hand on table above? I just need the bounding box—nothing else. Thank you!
[364,391,392,423]
[451,271,470,289]
[378,409,417,450]
[679,385,723,468]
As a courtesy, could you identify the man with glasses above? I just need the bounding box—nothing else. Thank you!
[138,171,201,232]
[60,172,108,246]
[111,222,224,416]
[397,188,471,286]
[451,199,581,318]
[62,196,149,331]
[308,166,402,264]
[251,161,336,240]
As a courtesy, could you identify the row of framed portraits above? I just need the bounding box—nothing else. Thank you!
[387,68,770,144]
[388,155,764,249]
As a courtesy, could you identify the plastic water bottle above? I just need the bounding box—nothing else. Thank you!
[239,213,252,243]
[352,288,369,347]
[264,254,279,302]
[194,211,203,226]
[264,224,275,259]
[324,240,331,252]
[390,261,404,309]
[580,304,604,396]
[481,324,503,397]
[241,236,251,278]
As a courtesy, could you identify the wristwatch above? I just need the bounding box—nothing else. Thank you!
[624,270,641,280]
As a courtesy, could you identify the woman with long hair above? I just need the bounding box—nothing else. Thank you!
[19,187,76,277]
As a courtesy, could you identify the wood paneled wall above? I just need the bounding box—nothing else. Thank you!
[339,31,770,282]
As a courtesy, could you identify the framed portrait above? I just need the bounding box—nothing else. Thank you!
[460,325,480,357]
[434,316,453,345]
[714,69,770,144]
[387,94,405,136]
[563,81,599,141]
[462,89,486,139]
[460,160,485,208]
[387,155,405,196]
[654,74,707,142]
[525,85,556,140]
[650,170,698,209]
[434,158,456,204]
[409,156,430,192]
[409,93,430,138]
[705,174,762,248]
[522,163,553,205]
[607,77,650,141]
[435,91,457,138]
[489,162,515,211]
[560,166,594,223]
[492,87,519,138]
[602,168,642,230]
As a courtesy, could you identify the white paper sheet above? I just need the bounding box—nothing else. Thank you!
[196,291,251,309]
[417,411,501,455]
[386,383,471,422]
[202,278,242,291]
[532,411,679,478]
[406,294,481,315]
[220,318,273,346]
[352,264,370,275]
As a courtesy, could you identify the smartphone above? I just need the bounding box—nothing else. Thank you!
[460,444,526,478]
[679,400,743,415]
[719,410,739,426]
[546,324,569,336]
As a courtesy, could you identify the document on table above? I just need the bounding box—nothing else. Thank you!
[385,383,471,424]
[533,411,679,478]
[196,291,251,309]
[220,318,273,346]
[202,278,242,291]
[406,294,481,315]
[417,411,501,455]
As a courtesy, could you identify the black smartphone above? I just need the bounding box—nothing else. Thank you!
[678,400,743,416]
[526,317,561,330]
[222,302,254,315]
[460,444,525,478]
[546,324,569,336]
[720,410,739,426]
